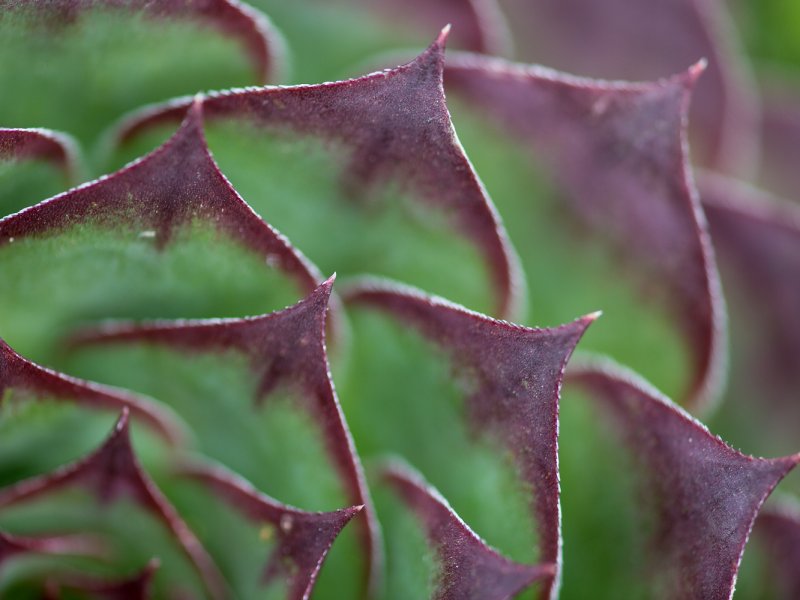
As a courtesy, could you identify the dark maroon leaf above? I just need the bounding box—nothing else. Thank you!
[381,461,554,600]
[70,277,380,596]
[0,530,104,566]
[1,0,282,84]
[496,0,758,174]
[754,504,800,599]
[0,99,334,331]
[181,461,361,600]
[112,28,525,319]
[699,173,800,449]
[345,280,596,599]
[0,337,183,445]
[567,360,800,599]
[0,410,227,599]
[446,54,725,412]
[369,0,511,55]
[48,559,159,600]
[0,128,78,184]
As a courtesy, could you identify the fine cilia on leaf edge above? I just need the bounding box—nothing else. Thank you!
[1,13,799,600]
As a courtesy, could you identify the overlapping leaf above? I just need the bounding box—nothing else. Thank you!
[0,337,182,444]
[345,280,595,599]
[181,462,362,600]
[111,29,524,319]
[567,360,800,599]
[699,173,800,454]
[0,129,77,182]
[0,0,283,145]
[0,410,226,599]
[495,0,758,174]
[69,278,377,599]
[381,461,553,600]
[445,54,725,411]
[0,128,80,217]
[0,101,326,360]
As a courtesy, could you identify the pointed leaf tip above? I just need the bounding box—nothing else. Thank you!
[346,280,593,599]
[438,23,452,45]
[382,462,555,600]
[69,285,379,598]
[567,360,800,599]
[445,54,726,410]
[181,463,362,600]
[111,39,525,319]
[0,411,226,599]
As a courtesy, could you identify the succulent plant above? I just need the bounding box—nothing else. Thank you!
[2,0,800,598]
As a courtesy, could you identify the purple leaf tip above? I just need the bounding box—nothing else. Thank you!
[181,462,362,600]
[382,461,555,600]
[567,359,800,599]
[0,410,227,599]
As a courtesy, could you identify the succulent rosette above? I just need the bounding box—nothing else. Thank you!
[1,1,800,598]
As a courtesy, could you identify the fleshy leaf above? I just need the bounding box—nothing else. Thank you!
[754,504,800,599]
[0,128,81,218]
[111,29,524,319]
[345,280,595,599]
[567,360,800,599]
[381,461,554,600]
[0,128,78,183]
[0,99,328,359]
[0,337,182,445]
[0,0,283,144]
[369,0,511,55]
[699,173,800,453]
[0,410,226,598]
[181,461,361,600]
[69,277,378,598]
[445,54,726,411]
[46,559,159,600]
[496,0,758,174]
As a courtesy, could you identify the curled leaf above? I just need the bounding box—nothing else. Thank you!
[0,128,81,218]
[112,29,525,319]
[70,277,379,597]
[181,462,361,600]
[0,128,78,184]
[567,360,800,599]
[0,410,226,599]
[381,461,554,600]
[445,54,726,411]
[346,279,595,599]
